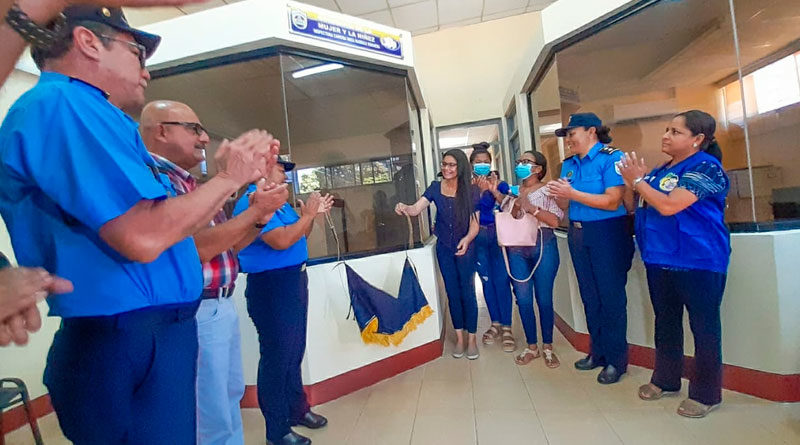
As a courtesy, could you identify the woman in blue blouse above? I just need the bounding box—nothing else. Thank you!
[396,149,481,359]
[469,143,516,352]
[619,110,730,418]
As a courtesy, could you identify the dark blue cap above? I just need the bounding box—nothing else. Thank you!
[62,6,161,59]
[555,112,603,137]
[277,155,295,172]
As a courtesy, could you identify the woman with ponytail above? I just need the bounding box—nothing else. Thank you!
[618,110,730,418]
[396,149,481,359]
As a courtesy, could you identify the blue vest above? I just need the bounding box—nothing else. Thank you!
[635,151,730,273]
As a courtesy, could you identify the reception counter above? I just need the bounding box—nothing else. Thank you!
[551,229,800,402]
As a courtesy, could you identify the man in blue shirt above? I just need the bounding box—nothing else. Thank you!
[0,6,276,444]
[234,159,333,445]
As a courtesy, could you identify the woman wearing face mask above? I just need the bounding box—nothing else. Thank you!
[469,143,515,352]
[619,110,730,418]
[505,151,564,368]
[396,149,481,359]
[547,113,634,385]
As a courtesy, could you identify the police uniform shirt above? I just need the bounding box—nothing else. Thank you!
[0,72,202,317]
[233,186,308,273]
[560,142,627,221]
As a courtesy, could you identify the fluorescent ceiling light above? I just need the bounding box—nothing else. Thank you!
[539,123,563,134]
[439,135,468,149]
[292,63,344,79]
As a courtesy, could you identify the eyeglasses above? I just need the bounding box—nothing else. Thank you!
[98,34,146,68]
[440,161,458,169]
[161,121,208,137]
[515,159,538,165]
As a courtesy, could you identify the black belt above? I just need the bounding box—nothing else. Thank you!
[201,286,234,300]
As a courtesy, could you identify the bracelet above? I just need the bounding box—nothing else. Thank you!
[4,2,66,49]
[632,177,644,189]
[533,207,540,217]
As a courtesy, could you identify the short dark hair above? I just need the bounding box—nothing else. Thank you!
[31,21,116,69]
[524,150,548,180]
[589,125,613,144]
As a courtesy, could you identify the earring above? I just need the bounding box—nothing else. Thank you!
[693,143,698,148]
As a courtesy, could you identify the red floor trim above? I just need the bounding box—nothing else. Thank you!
[554,313,800,402]
[1,394,52,436]
[241,338,444,409]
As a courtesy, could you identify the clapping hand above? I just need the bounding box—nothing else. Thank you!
[618,152,648,187]
[546,179,574,200]
[0,267,73,347]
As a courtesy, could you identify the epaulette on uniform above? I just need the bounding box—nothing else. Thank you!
[599,146,620,155]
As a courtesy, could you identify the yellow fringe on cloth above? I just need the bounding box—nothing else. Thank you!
[360,305,434,347]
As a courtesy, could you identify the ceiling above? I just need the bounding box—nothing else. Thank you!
[124,0,557,35]
[554,0,800,104]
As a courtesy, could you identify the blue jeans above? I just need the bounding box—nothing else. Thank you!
[476,224,513,326]
[436,243,478,333]
[196,297,245,445]
[508,229,560,345]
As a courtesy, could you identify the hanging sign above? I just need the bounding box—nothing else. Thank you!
[287,4,403,59]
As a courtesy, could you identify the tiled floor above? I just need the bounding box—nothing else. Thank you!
[5,310,800,444]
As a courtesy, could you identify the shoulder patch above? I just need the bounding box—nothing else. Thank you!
[599,146,620,155]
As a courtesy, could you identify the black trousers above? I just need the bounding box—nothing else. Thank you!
[646,266,726,406]
[246,265,311,442]
[567,216,634,370]
[44,301,200,445]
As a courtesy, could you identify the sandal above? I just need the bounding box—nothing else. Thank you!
[514,347,540,365]
[501,327,516,353]
[543,348,560,368]
[482,325,500,345]
[677,399,719,418]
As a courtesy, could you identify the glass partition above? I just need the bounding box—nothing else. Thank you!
[435,120,506,180]
[147,51,425,262]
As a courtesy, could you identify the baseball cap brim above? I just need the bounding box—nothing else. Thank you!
[278,160,296,172]
[554,126,576,137]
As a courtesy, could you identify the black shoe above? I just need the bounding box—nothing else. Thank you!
[292,411,328,429]
[574,355,605,371]
[267,431,311,445]
[597,365,625,384]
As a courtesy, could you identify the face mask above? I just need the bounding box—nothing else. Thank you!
[285,172,293,184]
[473,163,491,176]
[509,185,520,196]
[515,163,533,180]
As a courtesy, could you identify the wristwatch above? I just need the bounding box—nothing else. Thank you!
[4,2,66,49]
[632,177,645,189]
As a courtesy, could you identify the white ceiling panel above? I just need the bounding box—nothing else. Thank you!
[337,0,389,16]
[127,0,561,36]
[359,9,396,27]
[392,0,438,31]
[483,0,529,16]
[484,7,527,22]
[437,0,483,25]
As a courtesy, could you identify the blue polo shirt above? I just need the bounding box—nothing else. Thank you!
[560,142,627,222]
[233,186,308,273]
[0,72,202,317]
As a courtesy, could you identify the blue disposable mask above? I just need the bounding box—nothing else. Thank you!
[473,163,491,176]
[509,185,520,196]
[515,163,533,180]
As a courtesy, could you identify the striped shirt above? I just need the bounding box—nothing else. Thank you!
[150,153,238,290]
[526,187,564,228]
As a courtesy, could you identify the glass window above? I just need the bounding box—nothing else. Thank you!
[436,121,506,179]
[530,60,563,183]
[732,0,800,223]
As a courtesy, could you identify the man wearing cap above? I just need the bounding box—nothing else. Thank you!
[0,6,276,444]
[233,161,333,445]
[547,112,634,385]
[140,99,288,445]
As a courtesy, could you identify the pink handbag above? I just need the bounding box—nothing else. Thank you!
[495,196,543,283]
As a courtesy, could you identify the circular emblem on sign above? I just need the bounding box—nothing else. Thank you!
[659,173,679,192]
[380,36,399,51]
[291,9,308,30]
[101,7,111,17]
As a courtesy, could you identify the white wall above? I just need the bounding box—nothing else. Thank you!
[554,230,800,376]
[412,12,544,127]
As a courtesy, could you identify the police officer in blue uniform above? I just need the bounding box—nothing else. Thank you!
[0,6,275,443]
[620,110,730,418]
[234,158,333,445]
[548,113,634,384]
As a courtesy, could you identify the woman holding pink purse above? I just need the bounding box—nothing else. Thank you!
[504,151,564,368]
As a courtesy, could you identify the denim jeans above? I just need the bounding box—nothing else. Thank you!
[507,229,560,344]
[476,224,513,326]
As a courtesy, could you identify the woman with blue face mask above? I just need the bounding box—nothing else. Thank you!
[506,151,564,369]
[469,143,515,352]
